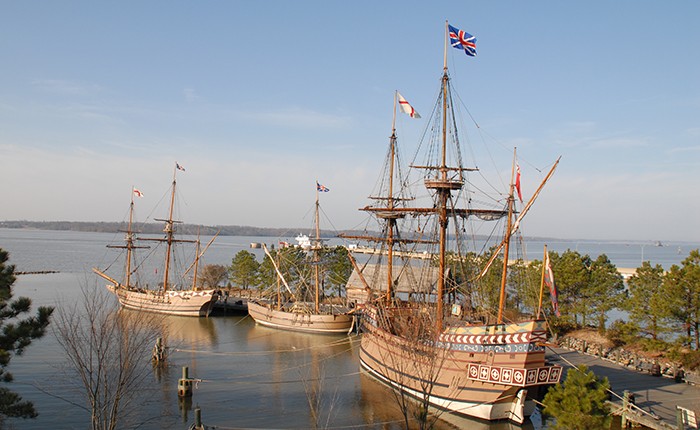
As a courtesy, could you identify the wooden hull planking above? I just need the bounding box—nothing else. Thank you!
[358,306,561,424]
[107,284,216,317]
[248,300,354,334]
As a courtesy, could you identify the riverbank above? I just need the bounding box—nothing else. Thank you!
[557,329,698,384]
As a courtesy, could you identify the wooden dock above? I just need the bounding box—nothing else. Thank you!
[547,346,699,429]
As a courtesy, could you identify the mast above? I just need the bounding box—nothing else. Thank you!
[162,167,178,293]
[277,250,282,310]
[384,93,399,304]
[139,164,196,292]
[428,22,460,332]
[536,244,548,319]
[474,157,561,281]
[124,188,136,289]
[497,149,518,324]
[101,187,150,288]
[314,181,321,313]
[192,232,201,291]
[341,92,424,302]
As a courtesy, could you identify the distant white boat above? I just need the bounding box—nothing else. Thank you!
[295,234,311,250]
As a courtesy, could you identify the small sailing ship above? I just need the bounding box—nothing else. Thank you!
[247,183,354,334]
[345,23,562,424]
[94,164,217,317]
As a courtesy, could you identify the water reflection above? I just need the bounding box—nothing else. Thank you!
[358,373,538,430]
[159,314,219,349]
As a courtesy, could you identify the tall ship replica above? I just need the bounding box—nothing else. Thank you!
[247,184,354,334]
[94,163,217,317]
[343,23,562,424]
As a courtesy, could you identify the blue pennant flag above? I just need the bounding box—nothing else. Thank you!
[448,24,477,57]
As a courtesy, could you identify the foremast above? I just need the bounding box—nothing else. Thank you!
[340,91,416,303]
[94,187,149,288]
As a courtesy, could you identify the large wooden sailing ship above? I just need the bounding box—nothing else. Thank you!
[345,23,562,424]
[247,184,354,334]
[94,164,217,317]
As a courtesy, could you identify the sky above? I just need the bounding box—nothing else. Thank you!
[1,1,699,243]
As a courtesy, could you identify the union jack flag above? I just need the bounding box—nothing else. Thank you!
[449,24,477,57]
[316,182,330,192]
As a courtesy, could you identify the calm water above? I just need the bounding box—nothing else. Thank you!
[0,228,697,429]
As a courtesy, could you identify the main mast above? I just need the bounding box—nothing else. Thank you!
[385,92,399,303]
[422,22,465,332]
[161,168,178,293]
[124,190,136,288]
[314,182,321,313]
[140,163,195,292]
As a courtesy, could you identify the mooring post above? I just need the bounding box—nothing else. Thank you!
[178,366,192,397]
[193,406,203,430]
[152,337,165,364]
[621,390,630,429]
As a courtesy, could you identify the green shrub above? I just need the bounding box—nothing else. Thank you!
[543,365,612,430]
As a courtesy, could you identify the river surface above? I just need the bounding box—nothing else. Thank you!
[0,228,697,429]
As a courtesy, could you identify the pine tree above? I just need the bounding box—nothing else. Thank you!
[665,249,700,349]
[320,246,353,299]
[543,365,611,430]
[588,254,625,332]
[228,250,260,289]
[0,249,54,422]
[626,261,668,340]
[550,250,592,325]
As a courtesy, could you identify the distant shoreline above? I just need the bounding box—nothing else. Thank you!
[1,220,695,246]
[0,220,355,238]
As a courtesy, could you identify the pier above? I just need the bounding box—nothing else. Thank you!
[547,346,699,429]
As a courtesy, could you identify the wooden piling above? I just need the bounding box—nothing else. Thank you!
[178,366,192,397]
[193,406,203,430]
[152,337,165,364]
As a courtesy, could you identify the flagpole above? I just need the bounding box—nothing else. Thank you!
[392,91,398,134]
[537,245,547,319]
[444,20,449,72]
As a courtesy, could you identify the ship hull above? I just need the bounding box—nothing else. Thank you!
[107,285,216,317]
[248,300,354,334]
[358,305,561,424]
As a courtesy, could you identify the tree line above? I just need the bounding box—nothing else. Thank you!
[207,245,353,302]
[454,247,700,357]
[220,243,700,356]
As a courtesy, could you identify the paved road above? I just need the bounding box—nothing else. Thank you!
[546,347,700,426]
